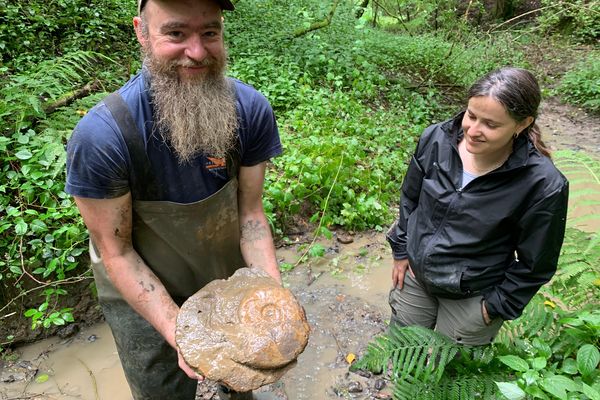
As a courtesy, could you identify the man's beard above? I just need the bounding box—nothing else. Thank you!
[144,48,239,164]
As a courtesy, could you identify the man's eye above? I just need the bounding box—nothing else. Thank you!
[204,31,218,38]
[168,31,184,39]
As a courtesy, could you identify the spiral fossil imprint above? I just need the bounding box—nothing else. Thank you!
[175,267,311,392]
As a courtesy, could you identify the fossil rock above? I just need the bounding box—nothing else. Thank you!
[176,267,310,392]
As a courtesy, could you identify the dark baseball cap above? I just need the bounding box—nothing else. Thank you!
[138,0,235,14]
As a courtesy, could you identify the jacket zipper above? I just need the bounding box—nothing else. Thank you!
[418,162,462,268]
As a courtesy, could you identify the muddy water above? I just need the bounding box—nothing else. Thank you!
[1,233,393,400]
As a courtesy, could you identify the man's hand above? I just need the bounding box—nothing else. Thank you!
[392,258,414,289]
[177,348,204,380]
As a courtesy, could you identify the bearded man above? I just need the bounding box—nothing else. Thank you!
[65,1,282,399]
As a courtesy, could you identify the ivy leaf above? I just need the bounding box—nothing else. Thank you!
[577,344,600,377]
[496,382,526,400]
[498,355,529,372]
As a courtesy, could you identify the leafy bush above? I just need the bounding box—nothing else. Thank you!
[537,0,599,42]
[0,52,107,329]
[354,297,600,400]
[0,0,136,72]
[555,53,600,112]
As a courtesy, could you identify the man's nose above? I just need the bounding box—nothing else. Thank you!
[184,36,208,62]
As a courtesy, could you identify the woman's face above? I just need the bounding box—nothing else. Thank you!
[461,96,533,158]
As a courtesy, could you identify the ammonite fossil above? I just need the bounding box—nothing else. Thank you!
[175,267,310,392]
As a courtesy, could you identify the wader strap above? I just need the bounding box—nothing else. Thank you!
[103,92,159,200]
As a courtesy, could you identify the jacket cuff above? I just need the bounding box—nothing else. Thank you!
[387,237,407,260]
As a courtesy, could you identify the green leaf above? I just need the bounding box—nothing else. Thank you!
[15,219,28,235]
[24,309,37,317]
[9,265,22,275]
[582,383,600,400]
[577,344,600,377]
[15,149,33,160]
[540,375,578,400]
[561,358,578,375]
[496,382,526,400]
[35,374,49,383]
[531,357,548,370]
[498,355,530,372]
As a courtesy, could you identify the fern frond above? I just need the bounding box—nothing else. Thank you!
[0,51,111,132]
[354,325,461,386]
[496,295,559,346]
[551,227,600,308]
[393,373,502,400]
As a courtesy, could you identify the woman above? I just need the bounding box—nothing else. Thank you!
[386,67,569,346]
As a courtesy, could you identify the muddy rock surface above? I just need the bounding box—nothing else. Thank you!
[176,267,310,393]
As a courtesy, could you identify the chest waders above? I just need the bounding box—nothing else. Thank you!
[91,93,245,399]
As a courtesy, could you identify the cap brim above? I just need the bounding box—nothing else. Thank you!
[139,0,235,14]
[219,0,235,10]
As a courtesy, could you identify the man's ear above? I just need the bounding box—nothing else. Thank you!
[133,16,147,47]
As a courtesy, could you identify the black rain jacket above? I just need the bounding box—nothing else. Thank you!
[387,112,569,321]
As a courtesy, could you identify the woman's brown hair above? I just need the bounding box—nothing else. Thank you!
[468,67,551,158]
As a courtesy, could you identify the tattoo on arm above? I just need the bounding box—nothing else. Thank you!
[240,219,268,244]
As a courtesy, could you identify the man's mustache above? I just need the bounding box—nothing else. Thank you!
[176,58,215,68]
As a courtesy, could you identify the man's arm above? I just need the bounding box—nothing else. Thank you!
[74,193,199,378]
[237,162,281,283]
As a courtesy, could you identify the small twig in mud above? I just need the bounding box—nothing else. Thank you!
[307,269,323,286]
[329,330,344,356]
[77,358,99,400]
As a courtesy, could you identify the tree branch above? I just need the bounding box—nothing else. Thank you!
[43,80,100,115]
[291,0,341,38]
[371,0,412,35]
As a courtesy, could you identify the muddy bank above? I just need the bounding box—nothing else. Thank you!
[1,232,394,400]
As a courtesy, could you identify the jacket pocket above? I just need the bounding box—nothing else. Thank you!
[422,264,467,296]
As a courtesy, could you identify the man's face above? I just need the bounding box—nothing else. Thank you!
[131,0,238,163]
[134,0,226,82]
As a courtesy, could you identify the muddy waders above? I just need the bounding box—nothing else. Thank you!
[90,93,251,400]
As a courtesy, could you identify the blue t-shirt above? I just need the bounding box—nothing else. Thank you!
[65,72,282,203]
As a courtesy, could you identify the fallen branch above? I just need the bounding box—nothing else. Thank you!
[292,0,341,38]
[43,80,100,115]
[487,5,556,33]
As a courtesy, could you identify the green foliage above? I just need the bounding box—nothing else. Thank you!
[356,297,600,400]
[0,0,136,72]
[23,288,75,329]
[0,52,105,327]
[496,297,600,400]
[537,0,599,42]
[555,52,600,113]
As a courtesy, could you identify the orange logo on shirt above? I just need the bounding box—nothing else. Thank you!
[206,157,226,170]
